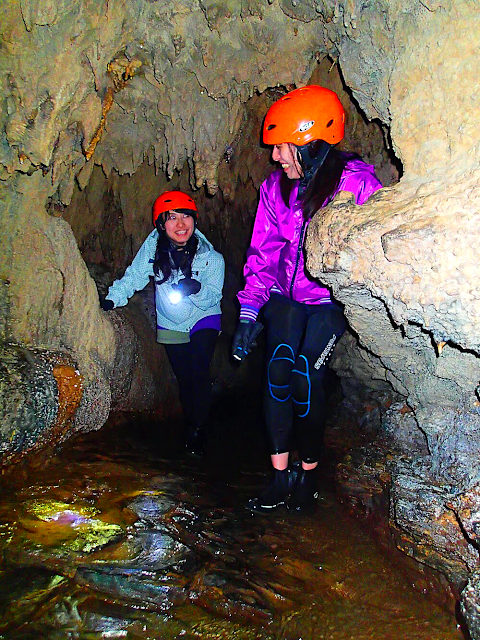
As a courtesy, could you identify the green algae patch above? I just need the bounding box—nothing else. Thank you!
[16,499,124,555]
[69,520,123,553]
[27,499,99,522]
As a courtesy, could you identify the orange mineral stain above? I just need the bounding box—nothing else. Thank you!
[52,364,83,434]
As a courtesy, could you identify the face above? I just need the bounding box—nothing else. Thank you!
[271,143,303,180]
[164,210,195,246]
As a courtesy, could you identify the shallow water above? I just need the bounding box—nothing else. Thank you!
[0,403,464,639]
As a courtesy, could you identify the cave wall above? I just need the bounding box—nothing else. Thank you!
[1,0,480,629]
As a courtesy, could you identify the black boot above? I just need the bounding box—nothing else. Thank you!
[287,468,319,513]
[185,425,206,458]
[247,468,293,513]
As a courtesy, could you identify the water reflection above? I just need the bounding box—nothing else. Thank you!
[0,407,463,639]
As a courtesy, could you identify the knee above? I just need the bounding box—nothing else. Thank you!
[291,355,310,415]
[268,344,295,401]
[291,371,309,405]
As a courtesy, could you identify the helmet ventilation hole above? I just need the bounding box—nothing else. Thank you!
[326,119,334,128]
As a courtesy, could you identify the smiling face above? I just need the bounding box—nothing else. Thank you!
[271,143,303,180]
[164,210,195,246]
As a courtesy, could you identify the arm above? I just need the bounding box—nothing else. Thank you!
[237,176,284,317]
[106,230,157,308]
[189,251,225,311]
[339,160,383,206]
[354,173,383,205]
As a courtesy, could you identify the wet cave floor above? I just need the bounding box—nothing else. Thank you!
[0,393,464,639]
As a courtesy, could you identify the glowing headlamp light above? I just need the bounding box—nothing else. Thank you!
[169,290,183,305]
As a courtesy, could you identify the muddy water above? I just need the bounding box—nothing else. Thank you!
[0,407,463,639]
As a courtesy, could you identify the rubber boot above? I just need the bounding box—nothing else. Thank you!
[287,468,319,512]
[185,425,206,458]
[247,468,293,513]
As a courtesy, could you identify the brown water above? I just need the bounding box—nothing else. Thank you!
[0,406,464,639]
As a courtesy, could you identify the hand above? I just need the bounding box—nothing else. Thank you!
[99,296,114,311]
[174,278,201,297]
[232,320,263,361]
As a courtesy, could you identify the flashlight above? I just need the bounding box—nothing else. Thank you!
[233,347,247,361]
[169,290,183,305]
[232,321,264,363]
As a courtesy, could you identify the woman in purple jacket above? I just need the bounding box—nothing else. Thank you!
[232,85,382,513]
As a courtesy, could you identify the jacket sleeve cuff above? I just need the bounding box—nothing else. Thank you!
[239,304,260,322]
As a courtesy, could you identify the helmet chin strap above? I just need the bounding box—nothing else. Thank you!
[296,141,331,196]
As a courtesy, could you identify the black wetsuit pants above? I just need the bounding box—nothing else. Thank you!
[263,294,347,463]
[164,329,218,430]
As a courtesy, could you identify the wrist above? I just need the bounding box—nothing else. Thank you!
[239,304,260,323]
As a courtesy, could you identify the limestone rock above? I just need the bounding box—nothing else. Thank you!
[390,457,480,587]
[379,402,429,457]
[461,572,480,640]
[306,167,480,473]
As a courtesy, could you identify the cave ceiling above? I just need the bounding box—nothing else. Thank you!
[0,0,411,198]
[2,0,477,199]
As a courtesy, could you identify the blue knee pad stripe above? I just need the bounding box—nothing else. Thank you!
[292,355,311,417]
[268,343,295,402]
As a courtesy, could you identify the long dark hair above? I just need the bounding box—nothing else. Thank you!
[280,144,361,220]
[153,214,198,284]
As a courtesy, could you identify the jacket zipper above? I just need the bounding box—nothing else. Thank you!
[289,219,307,299]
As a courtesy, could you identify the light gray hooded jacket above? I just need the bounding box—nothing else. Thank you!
[106,229,224,332]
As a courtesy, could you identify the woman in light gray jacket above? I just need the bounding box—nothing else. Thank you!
[102,190,225,457]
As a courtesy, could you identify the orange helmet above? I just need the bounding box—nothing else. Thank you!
[263,85,345,146]
[152,190,197,226]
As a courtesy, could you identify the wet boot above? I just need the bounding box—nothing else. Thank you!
[185,425,206,458]
[247,468,293,513]
[287,468,319,513]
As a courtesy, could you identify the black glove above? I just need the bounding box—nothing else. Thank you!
[99,296,114,311]
[232,320,263,361]
[173,278,201,297]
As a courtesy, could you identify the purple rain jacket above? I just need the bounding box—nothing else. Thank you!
[237,158,382,321]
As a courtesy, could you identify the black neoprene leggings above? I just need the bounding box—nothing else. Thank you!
[164,329,219,430]
[263,293,347,463]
